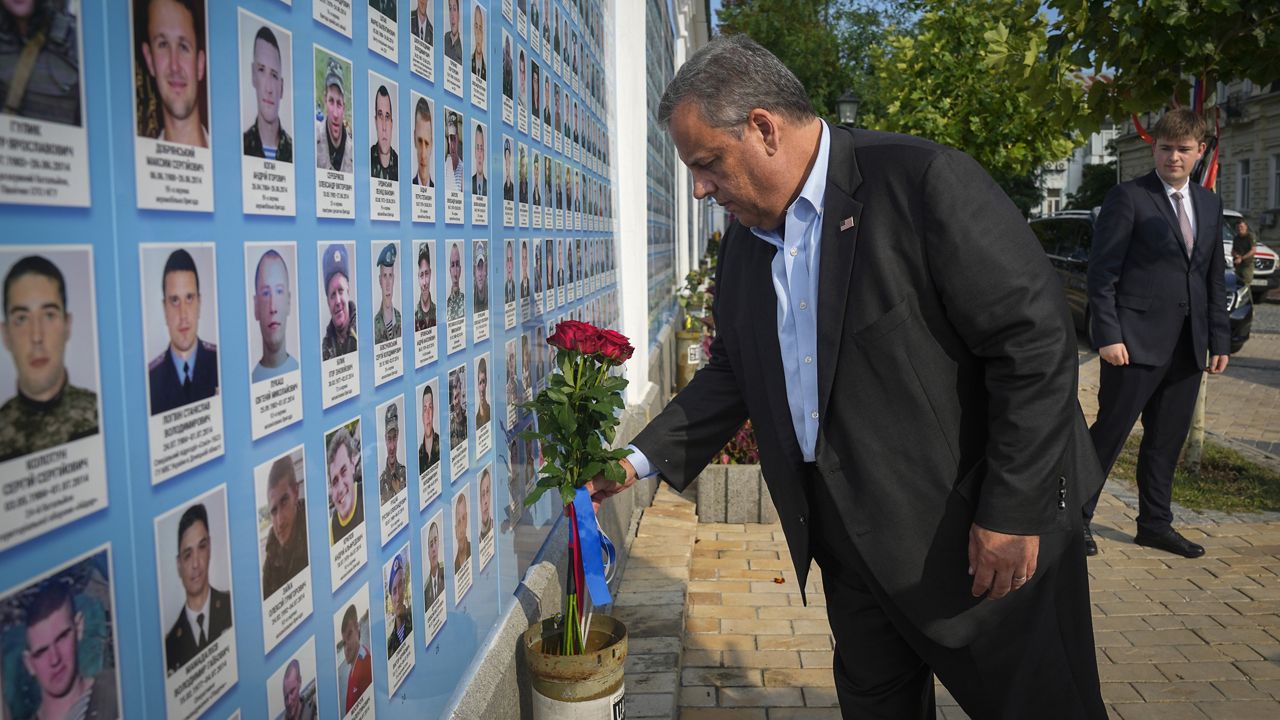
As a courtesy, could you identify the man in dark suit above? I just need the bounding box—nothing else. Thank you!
[410,0,432,44]
[1085,109,1230,559]
[149,249,218,415]
[166,503,233,674]
[591,36,1105,718]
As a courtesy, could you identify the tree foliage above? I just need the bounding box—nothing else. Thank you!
[862,0,1083,190]
[1066,161,1117,211]
[1043,1,1280,126]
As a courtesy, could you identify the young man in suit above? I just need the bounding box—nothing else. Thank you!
[589,35,1105,718]
[165,503,232,674]
[1085,109,1230,559]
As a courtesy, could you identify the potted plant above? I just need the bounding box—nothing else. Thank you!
[519,320,634,717]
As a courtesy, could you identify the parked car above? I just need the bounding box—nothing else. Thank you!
[1225,208,1277,302]
[1029,209,1252,353]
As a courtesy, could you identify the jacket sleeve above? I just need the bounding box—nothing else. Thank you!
[1206,194,1230,356]
[629,234,748,492]
[1087,183,1135,349]
[920,150,1079,535]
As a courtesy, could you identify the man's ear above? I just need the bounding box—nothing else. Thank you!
[747,109,780,157]
[197,50,206,83]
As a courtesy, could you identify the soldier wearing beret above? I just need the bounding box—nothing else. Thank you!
[373,242,401,345]
[385,554,412,657]
[379,403,406,504]
[321,244,357,361]
[316,58,353,174]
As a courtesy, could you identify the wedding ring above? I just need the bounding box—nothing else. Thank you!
[1012,575,1027,583]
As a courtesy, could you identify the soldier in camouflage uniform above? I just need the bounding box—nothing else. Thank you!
[0,0,81,126]
[0,255,99,462]
[445,242,466,322]
[321,244,358,361]
[379,403,406,504]
[373,243,402,344]
[414,244,437,332]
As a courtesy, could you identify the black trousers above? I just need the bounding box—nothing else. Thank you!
[1083,323,1202,534]
[805,468,1105,719]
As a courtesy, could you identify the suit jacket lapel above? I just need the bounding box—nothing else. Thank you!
[1140,171,1185,254]
[743,233,799,460]
[817,127,864,420]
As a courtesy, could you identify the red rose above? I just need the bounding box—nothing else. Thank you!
[547,320,602,355]
[598,329,634,364]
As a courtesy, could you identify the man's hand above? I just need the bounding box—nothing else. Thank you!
[1208,354,1229,374]
[584,458,638,512]
[968,524,1039,600]
[1098,342,1129,366]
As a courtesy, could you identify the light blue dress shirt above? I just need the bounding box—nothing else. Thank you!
[169,345,198,386]
[629,121,831,478]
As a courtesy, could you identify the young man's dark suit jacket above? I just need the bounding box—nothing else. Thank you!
[165,587,233,674]
[632,125,1105,650]
[1087,170,1229,368]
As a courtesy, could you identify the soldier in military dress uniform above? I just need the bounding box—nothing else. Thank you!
[0,255,99,462]
[373,243,401,345]
[165,503,233,674]
[0,0,81,125]
[423,520,445,607]
[378,403,406,504]
[149,249,219,416]
[321,244,358,361]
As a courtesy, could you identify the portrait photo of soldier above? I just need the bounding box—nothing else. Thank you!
[531,152,541,207]
[314,50,353,174]
[472,241,488,314]
[422,517,444,607]
[444,109,464,193]
[417,379,440,471]
[474,354,491,429]
[320,242,357,361]
[145,247,219,416]
[326,422,364,545]
[0,0,83,126]
[519,240,530,300]
[369,0,395,22]
[503,240,516,305]
[468,2,485,81]
[377,401,406,505]
[478,466,493,540]
[335,601,371,718]
[410,0,432,45]
[470,121,487,196]
[448,363,467,447]
[0,252,100,463]
[501,138,513,201]
[132,0,208,146]
[369,81,397,181]
[248,246,299,383]
[517,145,528,205]
[452,491,470,575]
[413,242,436,333]
[257,449,309,600]
[383,552,412,657]
[442,0,461,66]
[270,651,318,720]
[500,31,511,102]
[372,242,401,345]
[239,16,292,162]
[160,497,233,675]
[411,96,434,188]
[0,549,119,720]
[445,241,465,323]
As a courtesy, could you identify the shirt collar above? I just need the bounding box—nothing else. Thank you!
[170,344,197,380]
[751,120,831,247]
[1159,174,1191,197]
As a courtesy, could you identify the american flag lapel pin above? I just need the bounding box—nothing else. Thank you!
[839,216,856,231]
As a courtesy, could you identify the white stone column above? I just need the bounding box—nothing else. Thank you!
[673,9,692,289]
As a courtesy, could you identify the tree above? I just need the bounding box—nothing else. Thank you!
[861,0,1085,207]
[1065,161,1116,211]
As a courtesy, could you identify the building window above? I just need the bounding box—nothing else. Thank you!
[1238,159,1251,210]
[1046,188,1061,215]
[1271,154,1280,208]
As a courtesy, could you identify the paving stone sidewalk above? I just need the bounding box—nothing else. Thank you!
[613,337,1280,719]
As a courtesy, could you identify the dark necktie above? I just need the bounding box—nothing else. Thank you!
[1172,191,1194,257]
[197,612,207,647]
[182,360,192,389]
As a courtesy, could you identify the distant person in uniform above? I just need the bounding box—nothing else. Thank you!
[471,123,488,196]
[423,520,445,606]
[1233,218,1256,289]
[280,658,317,720]
[445,243,465,322]
[472,245,488,313]
[448,367,467,444]
[16,580,118,720]
[320,244,357,361]
[369,0,395,21]
[385,555,412,656]
[411,98,434,188]
[418,383,440,469]
[414,244,436,332]
[242,25,292,161]
[327,427,364,544]
[518,147,528,205]
[165,502,232,674]
[337,604,371,716]
[316,58,353,173]
[251,249,298,382]
[0,255,99,462]
[442,0,461,65]
[370,84,398,181]
[0,0,82,125]
[378,403,406,504]
[474,356,491,428]
[410,0,432,44]
[444,111,463,192]
[453,492,471,573]
[138,0,208,147]
[500,33,511,101]
[149,249,219,415]
[503,241,516,304]
[261,454,309,599]
[469,5,485,80]
[372,243,401,345]
[502,140,514,201]
[519,241,530,300]
[478,467,493,538]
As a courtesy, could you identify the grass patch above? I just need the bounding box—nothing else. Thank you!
[1110,435,1280,513]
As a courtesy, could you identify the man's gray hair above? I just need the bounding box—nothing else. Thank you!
[658,34,814,134]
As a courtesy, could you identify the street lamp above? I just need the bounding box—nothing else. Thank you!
[836,90,861,126]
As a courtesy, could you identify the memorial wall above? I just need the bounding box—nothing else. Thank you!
[0,0,617,717]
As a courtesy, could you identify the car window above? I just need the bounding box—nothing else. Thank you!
[1065,220,1091,260]
[1030,221,1060,256]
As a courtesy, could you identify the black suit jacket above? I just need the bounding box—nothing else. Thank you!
[633,126,1104,648]
[1087,171,1228,367]
[165,588,232,674]
[149,341,218,415]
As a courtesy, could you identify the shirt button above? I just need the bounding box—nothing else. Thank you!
[789,247,798,256]
[804,356,812,364]
[799,301,808,310]
[810,411,818,420]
